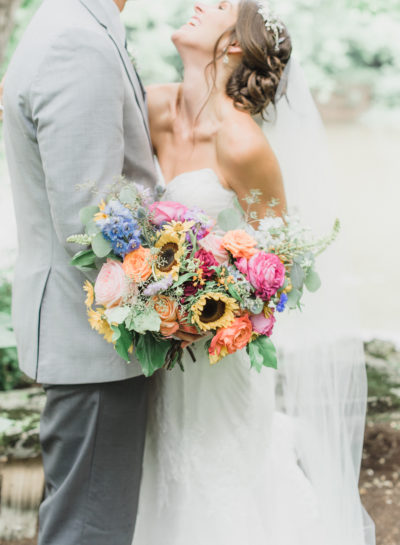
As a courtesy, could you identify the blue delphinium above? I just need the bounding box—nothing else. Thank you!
[96,199,142,258]
[276,292,288,312]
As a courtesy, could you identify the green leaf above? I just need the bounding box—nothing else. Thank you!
[112,324,132,362]
[247,336,277,372]
[119,185,137,205]
[92,233,112,258]
[135,333,171,377]
[174,272,194,288]
[70,249,97,268]
[286,288,302,309]
[305,269,322,292]
[227,283,241,301]
[105,306,131,325]
[126,308,161,335]
[290,262,305,290]
[232,195,244,214]
[79,205,99,227]
[217,208,243,231]
[85,219,100,237]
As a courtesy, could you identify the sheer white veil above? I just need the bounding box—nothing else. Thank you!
[262,58,376,545]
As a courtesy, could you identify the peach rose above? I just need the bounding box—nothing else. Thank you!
[221,230,257,259]
[198,233,230,266]
[122,246,153,283]
[94,259,127,309]
[209,314,253,360]
[152,295,179,337]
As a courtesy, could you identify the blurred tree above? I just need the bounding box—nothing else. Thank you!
[0,0,21,67]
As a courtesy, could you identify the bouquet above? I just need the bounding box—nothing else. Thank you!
[68,180,339,377]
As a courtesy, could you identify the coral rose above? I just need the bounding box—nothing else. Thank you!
[152,295,179,337]
[221,230,257,259]
[94,259,127,309]
[122,246,153,283]
[236,252,285,300]
[177,307,199,335]
[198,233,229,266]
[250,308,276,337]
[149,201,189,226]
[209,314,253,363]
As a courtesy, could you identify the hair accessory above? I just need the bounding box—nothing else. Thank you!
[257,1,284,52]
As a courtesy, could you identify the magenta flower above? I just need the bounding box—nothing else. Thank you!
[236,252,285,300]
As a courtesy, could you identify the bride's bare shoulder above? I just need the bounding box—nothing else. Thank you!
[146,83,180,130]
[217,107,277,172]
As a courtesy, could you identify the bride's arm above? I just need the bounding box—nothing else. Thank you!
[217,115,287,220]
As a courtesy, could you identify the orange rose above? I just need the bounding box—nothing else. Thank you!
[122,246,153,283]
[152,295,179,337]
[209,314,253,363]
[221,230,257,259]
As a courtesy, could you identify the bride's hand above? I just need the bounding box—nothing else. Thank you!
[173,330,204,349]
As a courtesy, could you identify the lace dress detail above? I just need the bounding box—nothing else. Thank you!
[133,169,325,545]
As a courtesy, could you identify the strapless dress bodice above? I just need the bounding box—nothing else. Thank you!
[161,168,236,219]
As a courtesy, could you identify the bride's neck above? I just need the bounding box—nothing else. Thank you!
[178,60,229,127]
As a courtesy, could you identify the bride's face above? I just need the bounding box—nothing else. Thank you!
[172,1,239,58]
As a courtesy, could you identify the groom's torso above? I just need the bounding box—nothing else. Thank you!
[3,0,158,384]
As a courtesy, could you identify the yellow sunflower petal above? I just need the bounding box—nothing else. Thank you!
[83,281,94,308]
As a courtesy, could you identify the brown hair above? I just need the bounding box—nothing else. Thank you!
[209,0,292,117]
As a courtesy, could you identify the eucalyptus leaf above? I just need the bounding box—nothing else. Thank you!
[119,185,137,205]
[79,205,99,227]
[290,262,305,290]
[92,233,112,258]
[85,219,100,237]
[105,306,131,325]
[70,249,97,268]
[126,308,161,335]
[286,288,302,309]
[217,208,243,231]
[135,333,171,377]
[305,269,322,292]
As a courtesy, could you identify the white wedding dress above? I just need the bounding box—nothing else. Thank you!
[132,168,349,545]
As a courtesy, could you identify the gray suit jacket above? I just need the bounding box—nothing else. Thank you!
[3,0,158,384]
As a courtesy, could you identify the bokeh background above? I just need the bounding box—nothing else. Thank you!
[0,1,399,544]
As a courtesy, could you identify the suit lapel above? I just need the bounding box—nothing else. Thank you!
[78,0,152,148]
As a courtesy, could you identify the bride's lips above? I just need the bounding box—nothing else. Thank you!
[186,15,201,28]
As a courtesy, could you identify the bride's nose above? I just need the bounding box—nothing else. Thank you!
[194,3,206,14]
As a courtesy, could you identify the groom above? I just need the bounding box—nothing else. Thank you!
[2,0,157,543]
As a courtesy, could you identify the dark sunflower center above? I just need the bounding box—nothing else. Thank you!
[158,242,178,272]
[200,298,226,324]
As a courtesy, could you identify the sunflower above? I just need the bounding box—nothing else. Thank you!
[162,220,195,236]
[154,229,186,281]
[191,292,239,332]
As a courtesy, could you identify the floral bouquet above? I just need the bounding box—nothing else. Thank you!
[68,181,339,377]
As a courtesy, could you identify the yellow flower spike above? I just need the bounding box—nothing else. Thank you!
[285,283,293,294]
[94,211,107,222]
[99,199,106,211]
[83,281,94,308]
[263,305,274,319]
[128,344,134,355]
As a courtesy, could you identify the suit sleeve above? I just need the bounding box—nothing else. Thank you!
[30,28,125,257]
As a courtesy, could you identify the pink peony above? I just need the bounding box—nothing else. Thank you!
[198,233,230,266]
[149,201,189,225]
[236,252,285,300]
[94,259,127,308]
[250,310,276,337]
[194,249,219,279]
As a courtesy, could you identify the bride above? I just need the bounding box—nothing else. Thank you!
[134,1,375,544]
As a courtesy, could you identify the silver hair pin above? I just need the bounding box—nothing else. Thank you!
[257,1,284,52]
